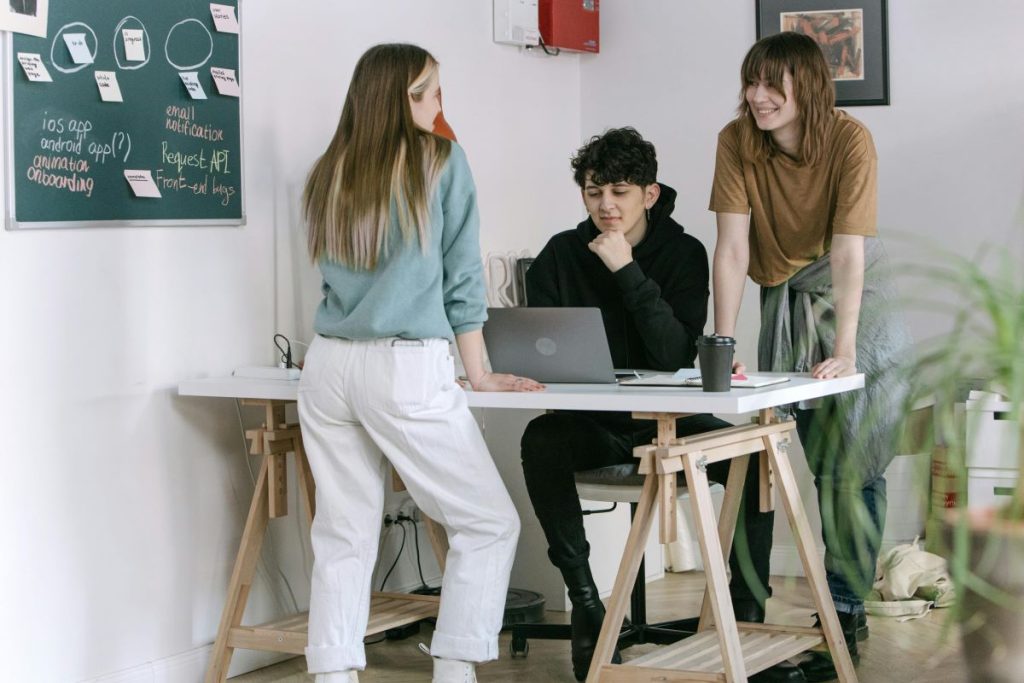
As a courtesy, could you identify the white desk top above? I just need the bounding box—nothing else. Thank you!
[178,372,864,415]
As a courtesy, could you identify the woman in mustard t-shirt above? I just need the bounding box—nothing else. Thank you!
[709,32,911,682]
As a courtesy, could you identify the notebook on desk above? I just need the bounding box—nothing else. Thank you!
[620,369,790,388]
[483,307,617,383]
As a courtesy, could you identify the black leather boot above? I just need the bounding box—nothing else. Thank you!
[732,598,767,623]
[731,599,806,682]
[806,610,868,641]
[799,611,861,682]
[855,611,869,641]
[561,564,622,682]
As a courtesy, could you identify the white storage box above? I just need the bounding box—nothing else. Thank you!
[966,467,1017,509]
[883,452,930,543]
[965,394,1019,470]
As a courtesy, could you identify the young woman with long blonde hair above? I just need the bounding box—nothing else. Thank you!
[299,43,542,683]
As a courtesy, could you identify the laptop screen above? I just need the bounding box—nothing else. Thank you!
[482,307,617,383]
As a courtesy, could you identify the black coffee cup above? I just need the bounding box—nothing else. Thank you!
[696,335,735,392]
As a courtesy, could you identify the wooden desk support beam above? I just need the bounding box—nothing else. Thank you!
[660,421,793,456]
[586,411,858,683]
[204,399,445,683]
[765,432,858,682]
[683,448,747,680]
[758,409,777,513]
[268,453,287,518]
[698,453,750,631]
[206,455,272,683]
[587,471,660,683]
[244,425,300,518]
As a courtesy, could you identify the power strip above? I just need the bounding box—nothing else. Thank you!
[233,366,301,380]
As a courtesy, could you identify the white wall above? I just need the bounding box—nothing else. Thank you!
[0,3,582,682]
[265,5,585,342]
[4,2,1023,681]
[579,0,1024,574]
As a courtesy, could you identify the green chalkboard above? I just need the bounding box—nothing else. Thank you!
[5,0,243,228]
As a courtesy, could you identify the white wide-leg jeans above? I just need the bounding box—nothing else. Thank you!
[297,335,520,673]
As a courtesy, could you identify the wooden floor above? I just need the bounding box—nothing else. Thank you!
[232,572,966,682]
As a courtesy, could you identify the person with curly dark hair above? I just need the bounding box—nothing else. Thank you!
[519,127,797,682]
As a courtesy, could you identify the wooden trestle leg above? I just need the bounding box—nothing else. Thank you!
[205,453,272,683]
[764,432,858,682]
[205,399,445,683]
[583,408,858,683]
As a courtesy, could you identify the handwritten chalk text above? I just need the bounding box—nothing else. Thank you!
[27,155,95,197]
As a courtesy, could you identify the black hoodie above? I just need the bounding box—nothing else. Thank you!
[525,183,709,371]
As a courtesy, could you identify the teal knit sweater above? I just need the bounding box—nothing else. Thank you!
[313,142,487,341]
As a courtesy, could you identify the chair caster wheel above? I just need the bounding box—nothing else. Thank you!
[509,637,529,658]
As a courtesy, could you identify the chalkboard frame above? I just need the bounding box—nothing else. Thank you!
[3,2,246,230]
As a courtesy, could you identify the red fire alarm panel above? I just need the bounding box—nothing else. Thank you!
[539,0,599,53]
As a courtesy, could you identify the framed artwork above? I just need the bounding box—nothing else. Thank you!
[756,0,889,106]
[0,0,48,38]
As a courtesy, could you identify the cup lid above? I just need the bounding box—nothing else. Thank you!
[698,334,736,346]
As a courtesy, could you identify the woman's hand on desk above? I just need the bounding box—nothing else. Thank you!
[811,355,857,379]
[453,331,543,391]
[470,372,545,392]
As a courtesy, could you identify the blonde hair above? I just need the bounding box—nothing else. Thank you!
[736,32,835,166]
[303,44,451,269]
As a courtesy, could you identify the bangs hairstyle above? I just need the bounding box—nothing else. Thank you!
[303,43,451,269]
[571,127,657,188]
[737,31,835,166]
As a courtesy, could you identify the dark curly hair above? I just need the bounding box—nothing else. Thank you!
[571,127,657,188]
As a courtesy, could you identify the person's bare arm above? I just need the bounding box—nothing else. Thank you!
[713,211,751,373]
[455,328,544,392]
[813,234,864,378]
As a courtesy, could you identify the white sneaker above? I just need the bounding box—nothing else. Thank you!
[418,643,478,683]
[314,671,359,683]
[433,657,477,683]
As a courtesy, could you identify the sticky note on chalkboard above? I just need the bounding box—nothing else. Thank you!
[95,71,124,102]
[210,67,240,97]
[122,29,146,62]
[17,53,52,82]
[210,4,240,33]
[124,170,162,198]
[180,72,207,100]
[64,33,94,64]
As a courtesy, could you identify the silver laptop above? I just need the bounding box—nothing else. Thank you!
[483,307,616,383]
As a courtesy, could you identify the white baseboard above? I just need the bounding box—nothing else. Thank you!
[80,642,297,683]
[79,570,443,683]
[770,538,918,579]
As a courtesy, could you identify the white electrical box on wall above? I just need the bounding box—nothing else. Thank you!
[493,0,540,47]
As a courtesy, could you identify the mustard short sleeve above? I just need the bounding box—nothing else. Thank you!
[709,126,750,215]
[832,127,878,236]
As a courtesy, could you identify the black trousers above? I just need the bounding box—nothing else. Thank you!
[521,411,775,603]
